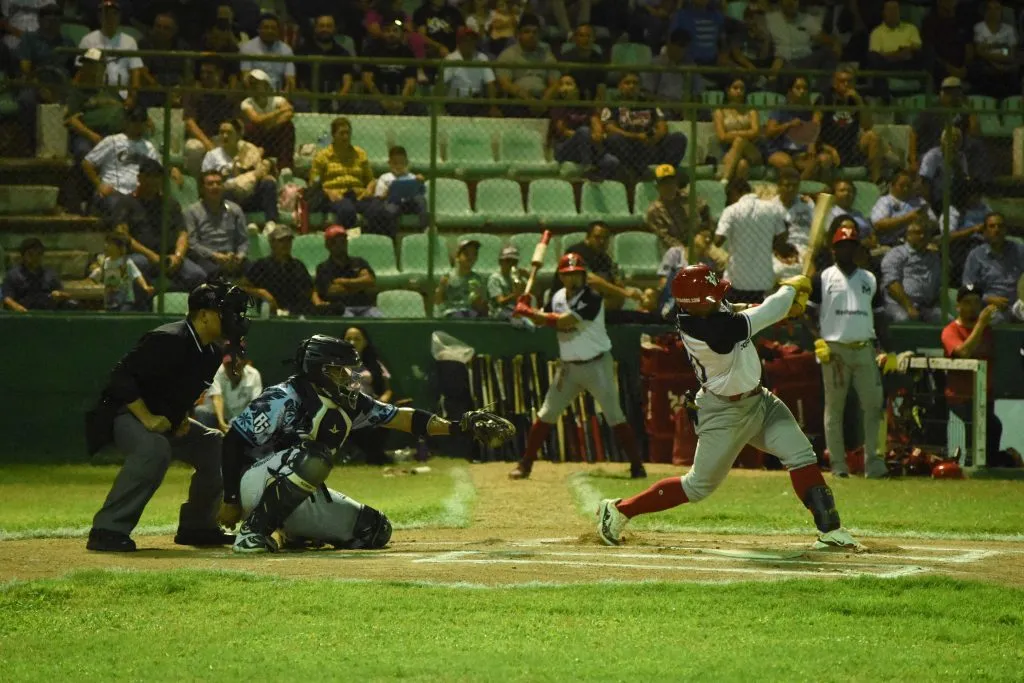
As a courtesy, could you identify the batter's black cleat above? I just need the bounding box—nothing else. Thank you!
[174,528,235,546]
[630,464,648,479]
[86,528,137,552]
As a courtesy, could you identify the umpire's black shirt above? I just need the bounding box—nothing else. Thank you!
[102,319,221,427]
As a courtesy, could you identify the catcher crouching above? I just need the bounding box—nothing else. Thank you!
[222,334,514,553]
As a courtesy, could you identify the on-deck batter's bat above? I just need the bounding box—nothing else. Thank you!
[801,192,836,278]
[548,360,565,462]
[588,393,605,462]
[575,394,588,462]
[522,230,552,301]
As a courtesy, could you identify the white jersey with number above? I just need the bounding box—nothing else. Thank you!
[548,286,611,361]
[810,265,880,343]
[676,286,796,396]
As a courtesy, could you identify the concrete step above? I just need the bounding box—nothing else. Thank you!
[0,230,105,254]
[0,214,102,234]
[0,157,73,187]
[0,185,59,215]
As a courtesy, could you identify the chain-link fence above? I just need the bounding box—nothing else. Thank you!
[5,42,1018,322]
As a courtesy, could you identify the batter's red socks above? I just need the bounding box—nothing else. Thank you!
[519,420,552,469]
[612,423,644,469]
[616,477,687,518]
[788,463,827,502]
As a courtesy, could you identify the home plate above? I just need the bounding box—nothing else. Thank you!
[701,549,806,560]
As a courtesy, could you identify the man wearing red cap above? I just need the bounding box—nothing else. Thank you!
[595,263,865,551]
[314,225,381,317]
[806,223,891,479]
[509,252,647,480]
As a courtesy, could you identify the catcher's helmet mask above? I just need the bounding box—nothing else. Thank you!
[296,334,365,408]
[188,280,254,353]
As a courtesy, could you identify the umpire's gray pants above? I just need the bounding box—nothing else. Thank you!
[92,413,224,535]
[536,353,626,425]
[822,343,887,477]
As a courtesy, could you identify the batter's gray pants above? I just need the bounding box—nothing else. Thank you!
[240,449,363,545]
[536,354,626,425]
[822,343,886,477]
[684,388,817,502]
[92,413,224,535]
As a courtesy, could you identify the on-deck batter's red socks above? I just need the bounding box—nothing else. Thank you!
[788,463,827,502]
[612,423,644,468]
[520,420,553,468]
[616,477,687,518]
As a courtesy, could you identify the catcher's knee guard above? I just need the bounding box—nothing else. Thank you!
[803,485,841,533]
[337,505,392,549]
[246,441,334,535]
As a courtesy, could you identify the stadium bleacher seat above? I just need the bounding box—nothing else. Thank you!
[399,233,449,289]
[458,232,504,275]
[693,179,726,221]
[969,96,1002,137]
[441,128,501,177]
[613,231,660,280]
[528,178,580,229]
[431,178,477,228]
[292,233,328,275]
[348,233,402,289]
[376,289,426,318]
[701,90,725,106]
[510,232,561,274]
[392,121,432,171]
[633,180,658,217]
[60,22,89,45]
[352,127,390,174]
[248,231,269,261]
[501,128,559,177]
[894,95,929,127]
[475,178,534,229]
[747,92,785,109]
[560,231,586,252]
[852,180,881,217]
[1002,96,1023,134]
[153,292,190,314]
[725,1,747,20]
[580,181,636,228]
[799,180,828,196]
[610,43,653,68]
[170,175,199,208]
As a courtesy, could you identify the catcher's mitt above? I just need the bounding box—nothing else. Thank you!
[459,410,516,448]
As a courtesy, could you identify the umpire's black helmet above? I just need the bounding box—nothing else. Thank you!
[296,334,363,407]
[188,280,253,351]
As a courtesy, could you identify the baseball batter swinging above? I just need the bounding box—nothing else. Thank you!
[597,264,863,550]
[508,253,647,480]
[221,334,514,553]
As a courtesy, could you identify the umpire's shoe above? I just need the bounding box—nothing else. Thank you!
[174,528,235,547]
[86,528,137,552]
[630,464,647,479]
[232,522,278,554]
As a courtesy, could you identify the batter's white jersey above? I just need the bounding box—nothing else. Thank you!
[548,286,611,361]
[809,265,883,343]
[676,286,796,396]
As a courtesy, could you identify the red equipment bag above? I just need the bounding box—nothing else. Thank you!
[672,408,697,466]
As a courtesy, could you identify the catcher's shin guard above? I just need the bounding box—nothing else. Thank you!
[245,443,333,536]
[803,485,842,534]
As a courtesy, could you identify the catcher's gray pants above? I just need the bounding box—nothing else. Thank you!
[92,413,223,535]
[536,353,625,425]
[240,449,363,545]
[683,388,817,502]
[822,343,887,477]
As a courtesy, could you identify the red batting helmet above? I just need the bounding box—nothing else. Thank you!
[671,264,730,310]
[557,252,587,274]
[931,461,964,479]
[832,224,859,245]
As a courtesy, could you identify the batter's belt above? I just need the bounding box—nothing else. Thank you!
[709,383,763,402]
[562,352,606,365]
[827,340,872,349]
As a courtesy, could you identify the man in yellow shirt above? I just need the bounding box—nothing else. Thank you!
[309,117,375,228]
[865,0,923,98]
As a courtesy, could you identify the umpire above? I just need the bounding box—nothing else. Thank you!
[85,282,252,552]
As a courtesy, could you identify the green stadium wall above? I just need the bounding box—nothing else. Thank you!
[1,316,1021,462]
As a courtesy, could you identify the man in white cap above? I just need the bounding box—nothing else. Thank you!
[239,67,295,171]
[487,245,527,320]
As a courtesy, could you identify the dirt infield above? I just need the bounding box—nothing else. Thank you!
[2,464,1023,587]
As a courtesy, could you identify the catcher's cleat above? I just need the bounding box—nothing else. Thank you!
[508,463,531,480]
[630,464,648,479]
[232,523,279,554]
[596,498,628,546]
[813,528,865,551]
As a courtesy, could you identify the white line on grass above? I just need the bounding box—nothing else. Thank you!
[0,523,177,542]
[391,466,475,530]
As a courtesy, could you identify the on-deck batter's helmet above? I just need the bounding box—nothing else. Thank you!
[557,252,587,274]
[671,264,730,310]
[296,334,364,408]
[931,461,964,479]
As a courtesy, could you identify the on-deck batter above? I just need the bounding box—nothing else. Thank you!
[596,264,864,550]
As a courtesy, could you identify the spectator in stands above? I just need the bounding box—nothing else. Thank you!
[202,118,280,227]
[362,11,421,115]
[941,284,1005,465]
[1,237,76,312]
[642,29,704,116]
[88,231,154,311]
[1,0,46,51]
[341,325,396,464]
[309,116,374,229]
[78,0,143,106]
[14,4,73,152]
[728,4,774,86]
[483,0,521,56]
[137,11,189,108]
[560,23,606,102]
[435,237,488,318]
[82,106,161,218]
[496,13,559,117]
[944,179,991,283]
[241,222,321,316]
[969,0,1019,100]
[918,127,971,210]
[414,0,464,60]
[881,217,944,323]
[239,68,295,171]
[363,145,427,239]
[112,158,205,300]
[364,0,427,59]
[654,228,724,317]
[294,14,354,113]
[669,0,726,72]
[765,0,840,84]
[773,166,815,253]
[463,0,490,40]
[713,78,762,183]
[239,12,296,92]
[630,0,675,53]
[963,212,1024,325]
[194,351,263,433]
[870,170,935,247]
[828,179,872,239]
[865,0,924,95]
[908,77,988,183]
[714,178,788,303]
[548,74,618,179]
[763,75,833,181]
[600,72,687,177]
[558,221,643,311]
[183,57,240,178]
[487,245,526,320]
[443,26,501,117]
[315,225,382,317]
[646,164,711,250]
[814,65,883,183]
[921,0,971,87]
[197,3,244,86]
[185,170,249,277]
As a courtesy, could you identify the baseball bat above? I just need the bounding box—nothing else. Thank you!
[548,360,565,462]
[575,393,589,463]
[801,193,836,278]
[522,230,552,301]
[588,394,605,462]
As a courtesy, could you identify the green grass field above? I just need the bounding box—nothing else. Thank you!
[2,463,1023,682]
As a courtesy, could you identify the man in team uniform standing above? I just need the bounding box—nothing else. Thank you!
[807,224,891,479]
[507,253,647,480]
[596,264,863,550]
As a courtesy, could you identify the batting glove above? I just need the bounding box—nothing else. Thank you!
[814,338,831,364]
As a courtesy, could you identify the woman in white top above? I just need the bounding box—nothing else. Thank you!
[239,69,295,170]
[969,0,1019,99]
[713,78,762,183]
[202,118,280,224]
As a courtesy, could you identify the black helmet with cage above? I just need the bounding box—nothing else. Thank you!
[295,334,364,407]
